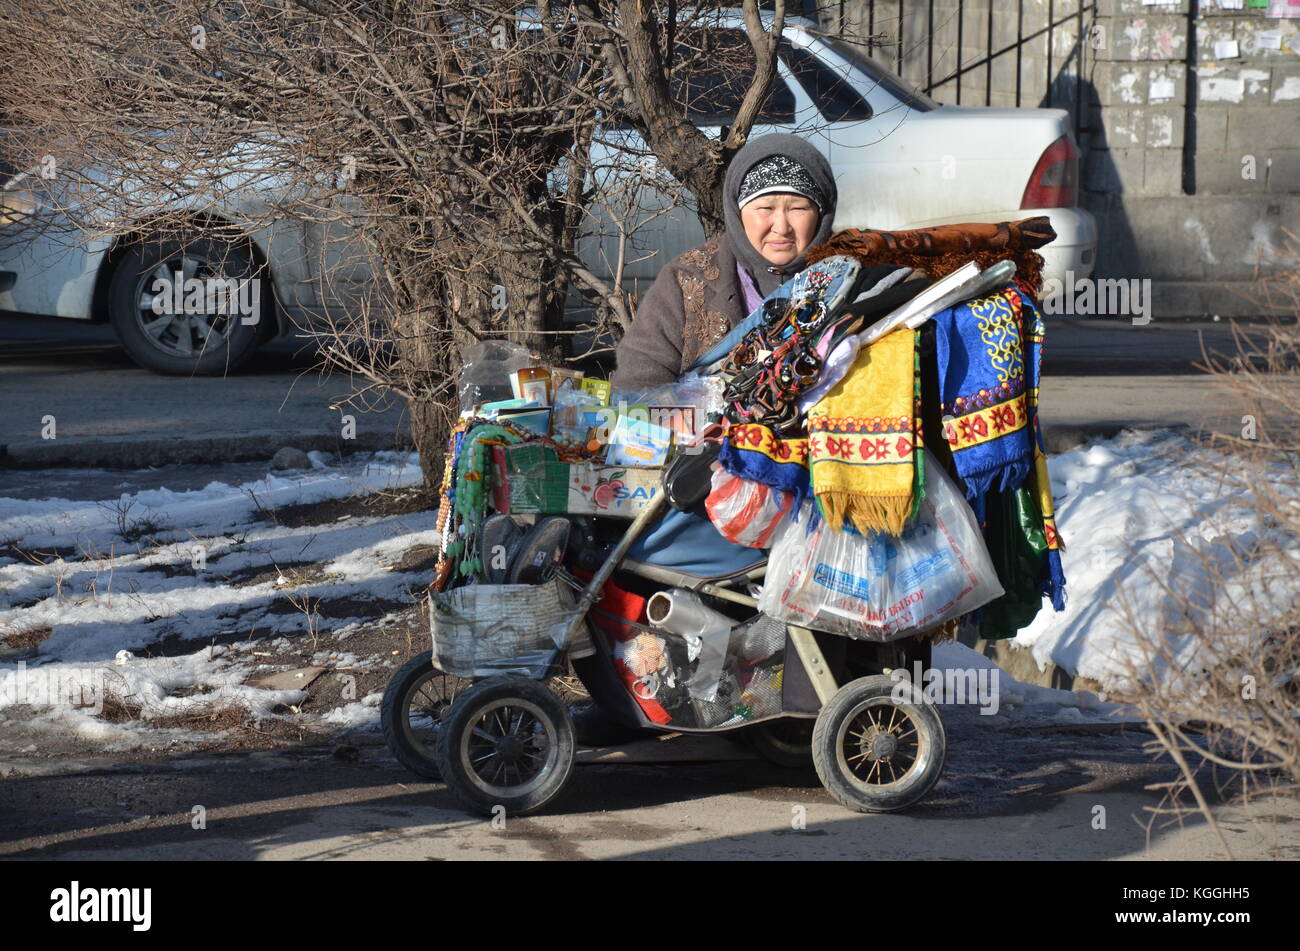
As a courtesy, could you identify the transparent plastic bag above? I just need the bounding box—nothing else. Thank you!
[550,377,605,448]
[704,467,796,548]
[758,449,1003,640]
[612,373,726,441]
[458,339,534,413]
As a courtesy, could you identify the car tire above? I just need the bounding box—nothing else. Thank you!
[740,717,815,770]
[106,233,267,375]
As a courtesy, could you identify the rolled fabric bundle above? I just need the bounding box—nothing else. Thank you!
[806,217,1056,296]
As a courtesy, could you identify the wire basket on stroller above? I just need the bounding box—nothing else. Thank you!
[428,574,593,680]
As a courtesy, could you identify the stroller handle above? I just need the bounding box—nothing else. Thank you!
[560,490,670,649]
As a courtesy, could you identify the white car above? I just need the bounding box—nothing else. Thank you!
[1,12,1095,375]
[588,12,1095,292]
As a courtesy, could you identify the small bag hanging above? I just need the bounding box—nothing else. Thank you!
[704,467,796,549]
[978,487,1050,641]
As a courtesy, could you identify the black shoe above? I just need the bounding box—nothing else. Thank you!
[570,702,658,747]
[479,513,524,585]
[506,516,571,585]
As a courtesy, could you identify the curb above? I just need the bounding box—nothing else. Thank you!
[998,722,1153,736]
[0,429,415,470]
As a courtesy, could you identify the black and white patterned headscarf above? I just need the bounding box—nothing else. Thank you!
[737,155,826,212]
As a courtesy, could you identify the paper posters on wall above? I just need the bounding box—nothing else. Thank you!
[1149,78,1178,100]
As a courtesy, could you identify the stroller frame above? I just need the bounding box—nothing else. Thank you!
[387,260,1030,818]
[418,488,947,819]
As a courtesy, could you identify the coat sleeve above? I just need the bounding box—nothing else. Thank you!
[610,268,685,390]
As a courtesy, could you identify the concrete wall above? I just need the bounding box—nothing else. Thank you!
[826,0,1300,317]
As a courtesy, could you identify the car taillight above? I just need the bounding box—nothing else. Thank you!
[1021,135,1079,209]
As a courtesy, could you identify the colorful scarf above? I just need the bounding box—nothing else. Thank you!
[932,284,1038,516]
[1030,431,1067,610]
[718,423,811,506]
[936,281,1066,610]
[807,328,920,536]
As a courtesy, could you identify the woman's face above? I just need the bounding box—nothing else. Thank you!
[740,193,819,267]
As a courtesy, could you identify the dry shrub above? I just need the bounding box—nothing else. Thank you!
[0,0,805,490]
[1115,233,1300,858]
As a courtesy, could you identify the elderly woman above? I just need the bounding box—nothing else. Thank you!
[570,135,838,746]
[611,133,837,389]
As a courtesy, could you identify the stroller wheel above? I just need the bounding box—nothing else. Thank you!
[812,675,946,814]
[741,718,815,770]
[436,676,576,817]
[381,651,471,780]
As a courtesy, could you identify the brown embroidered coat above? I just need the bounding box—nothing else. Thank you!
[610,237,750,390]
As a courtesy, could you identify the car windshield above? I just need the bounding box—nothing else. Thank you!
[780,40,872,122]
[818,35,940,112]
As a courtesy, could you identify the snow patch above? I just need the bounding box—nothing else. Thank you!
[1011,429,1298,690]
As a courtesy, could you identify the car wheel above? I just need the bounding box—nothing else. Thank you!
[740,717,815,770]
[106,233,267,375]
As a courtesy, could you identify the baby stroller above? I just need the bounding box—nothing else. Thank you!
[385,479,948,818]
[383,257,1032,817]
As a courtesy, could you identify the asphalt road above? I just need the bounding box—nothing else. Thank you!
[0,311,1281,471]
[2,713,1295,861]
[0,312,410,469]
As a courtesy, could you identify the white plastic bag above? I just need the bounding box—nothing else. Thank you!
[758,449,1003,640]
[704,467,796,548]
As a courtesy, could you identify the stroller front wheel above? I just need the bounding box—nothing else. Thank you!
[812,675,946,814]
[436,676,576,817]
